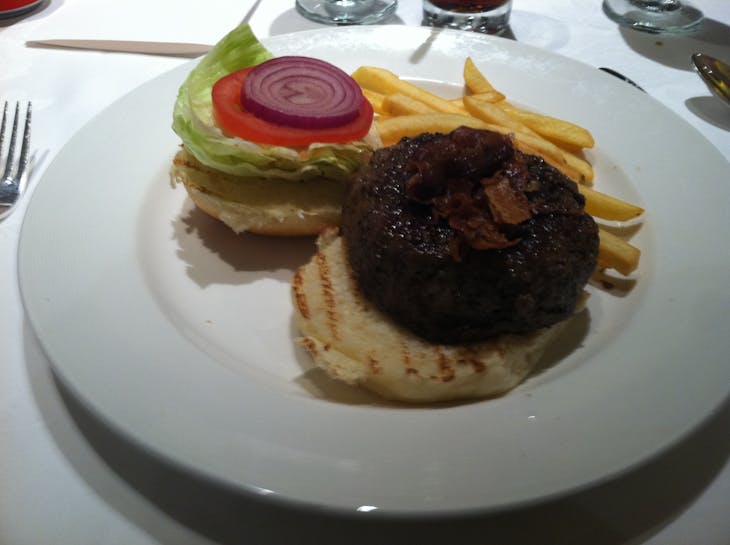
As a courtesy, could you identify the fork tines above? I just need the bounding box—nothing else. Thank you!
[0,101,32,219]
[1,101,32,183]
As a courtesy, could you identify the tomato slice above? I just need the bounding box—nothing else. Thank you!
[211,68,374,147]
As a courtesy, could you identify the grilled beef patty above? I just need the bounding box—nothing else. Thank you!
[340,127,599,344]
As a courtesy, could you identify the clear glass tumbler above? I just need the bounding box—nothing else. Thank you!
[422,0,512,34]
[296,0,398,25]
[602,0,703,33]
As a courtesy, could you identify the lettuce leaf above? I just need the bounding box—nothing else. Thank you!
[172,23,375,182]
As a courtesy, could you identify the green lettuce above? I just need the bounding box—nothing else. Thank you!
[172,23,374,182]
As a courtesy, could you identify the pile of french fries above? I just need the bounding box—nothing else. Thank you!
[352,58,643,276]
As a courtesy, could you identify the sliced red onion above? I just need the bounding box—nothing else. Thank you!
[241,56,364,129]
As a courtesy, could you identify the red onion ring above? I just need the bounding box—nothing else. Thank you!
[241,56,364,130]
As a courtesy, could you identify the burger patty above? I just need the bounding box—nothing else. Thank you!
[340,127,599,344]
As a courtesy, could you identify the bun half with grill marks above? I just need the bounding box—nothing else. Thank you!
[292,228,576,403]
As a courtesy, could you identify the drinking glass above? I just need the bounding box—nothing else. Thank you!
[422,0,512,34]
[296,0,398,25]
[602,0,703,33]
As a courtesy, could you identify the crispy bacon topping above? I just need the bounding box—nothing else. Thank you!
[483,175,531,225]
[404,127,536,258]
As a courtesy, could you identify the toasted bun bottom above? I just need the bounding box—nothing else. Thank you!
[170,148,344,236]
[292,229,579,403]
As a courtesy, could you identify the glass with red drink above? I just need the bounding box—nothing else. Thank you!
[422,0,512,34]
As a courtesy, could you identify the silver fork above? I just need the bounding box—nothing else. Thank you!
[0,102,32,220]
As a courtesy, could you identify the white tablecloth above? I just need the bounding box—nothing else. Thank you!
[2,1,729,543]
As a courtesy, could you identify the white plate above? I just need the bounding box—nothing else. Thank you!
[19,26,730,515]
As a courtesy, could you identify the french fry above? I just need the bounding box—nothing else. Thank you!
[383,93,436,116]
[445,97,474,115]
[562,151,594,185]
[470,90,509,103]
[463,57,505,101]
[597,227,641,275]
[511,133,568,167]
[362,88,386,116]
[463,97,590,182]
[462,95,536,136]
[578,185,644,221]
[377,113,490,146]
[464,96,594,184]
[496,102,595,149]
[352,66,464,114]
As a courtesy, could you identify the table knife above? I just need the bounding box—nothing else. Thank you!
[26,39,212,56]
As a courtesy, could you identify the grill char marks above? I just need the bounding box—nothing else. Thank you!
[315,251,340,340]
[340,127,599,345]
[292,269,310,320]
